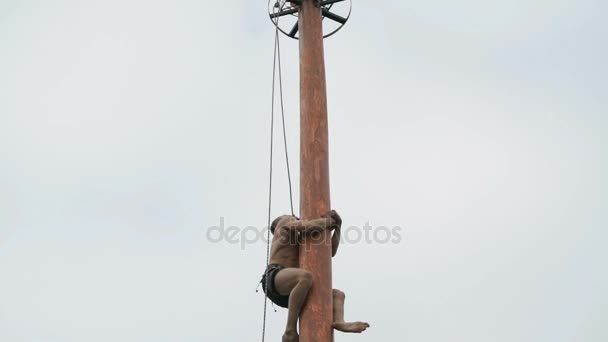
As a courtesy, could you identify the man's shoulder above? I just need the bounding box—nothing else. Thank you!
[276,220,296,233]
[273,225,291,239]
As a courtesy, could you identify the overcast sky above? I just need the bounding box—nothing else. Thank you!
[1,0,607,341]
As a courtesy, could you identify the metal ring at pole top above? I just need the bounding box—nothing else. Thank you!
[268,0,352,40]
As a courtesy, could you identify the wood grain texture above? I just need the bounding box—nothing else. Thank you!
[298,1,334,341]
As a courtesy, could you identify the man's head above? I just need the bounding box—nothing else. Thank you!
[270,215,297,234]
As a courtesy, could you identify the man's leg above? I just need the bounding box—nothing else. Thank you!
[274,268,313,342]
[332,289,370,333]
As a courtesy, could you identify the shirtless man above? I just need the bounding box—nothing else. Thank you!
[261,210,369,342]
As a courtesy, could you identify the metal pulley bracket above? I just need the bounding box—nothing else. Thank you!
[268,0,352,39]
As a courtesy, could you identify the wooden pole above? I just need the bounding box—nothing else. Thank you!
[298,1,333,342]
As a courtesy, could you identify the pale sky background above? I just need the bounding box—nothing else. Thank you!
[1,0,607,341]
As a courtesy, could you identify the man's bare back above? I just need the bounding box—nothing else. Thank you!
[261,210,369,342]
[269,215,301,268]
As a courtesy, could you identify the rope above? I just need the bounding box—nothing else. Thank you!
[261,27,277,342]
[277,31,296,217]
[262,2,295,341]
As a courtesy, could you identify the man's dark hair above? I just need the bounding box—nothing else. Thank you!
[270,216,283,235]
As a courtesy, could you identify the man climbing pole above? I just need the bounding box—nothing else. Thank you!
[264,1,360,341]
[261,210,370,342]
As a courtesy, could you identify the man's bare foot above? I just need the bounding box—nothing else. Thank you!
[282,330,299,342]
[333,321,370,333]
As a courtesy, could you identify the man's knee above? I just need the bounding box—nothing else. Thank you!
[333,289,345,300]
[298,270,313,287]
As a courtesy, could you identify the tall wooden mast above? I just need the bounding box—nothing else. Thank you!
[298,1,333,341]
[269,1,351,341]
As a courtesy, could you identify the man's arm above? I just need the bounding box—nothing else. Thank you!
[331,227,341,257]
[329,210,342,257]
[289,217,335,235]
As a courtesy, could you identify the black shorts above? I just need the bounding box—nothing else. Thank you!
[261,264,290,308]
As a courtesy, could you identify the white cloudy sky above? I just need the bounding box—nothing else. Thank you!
[1,0,607,341]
